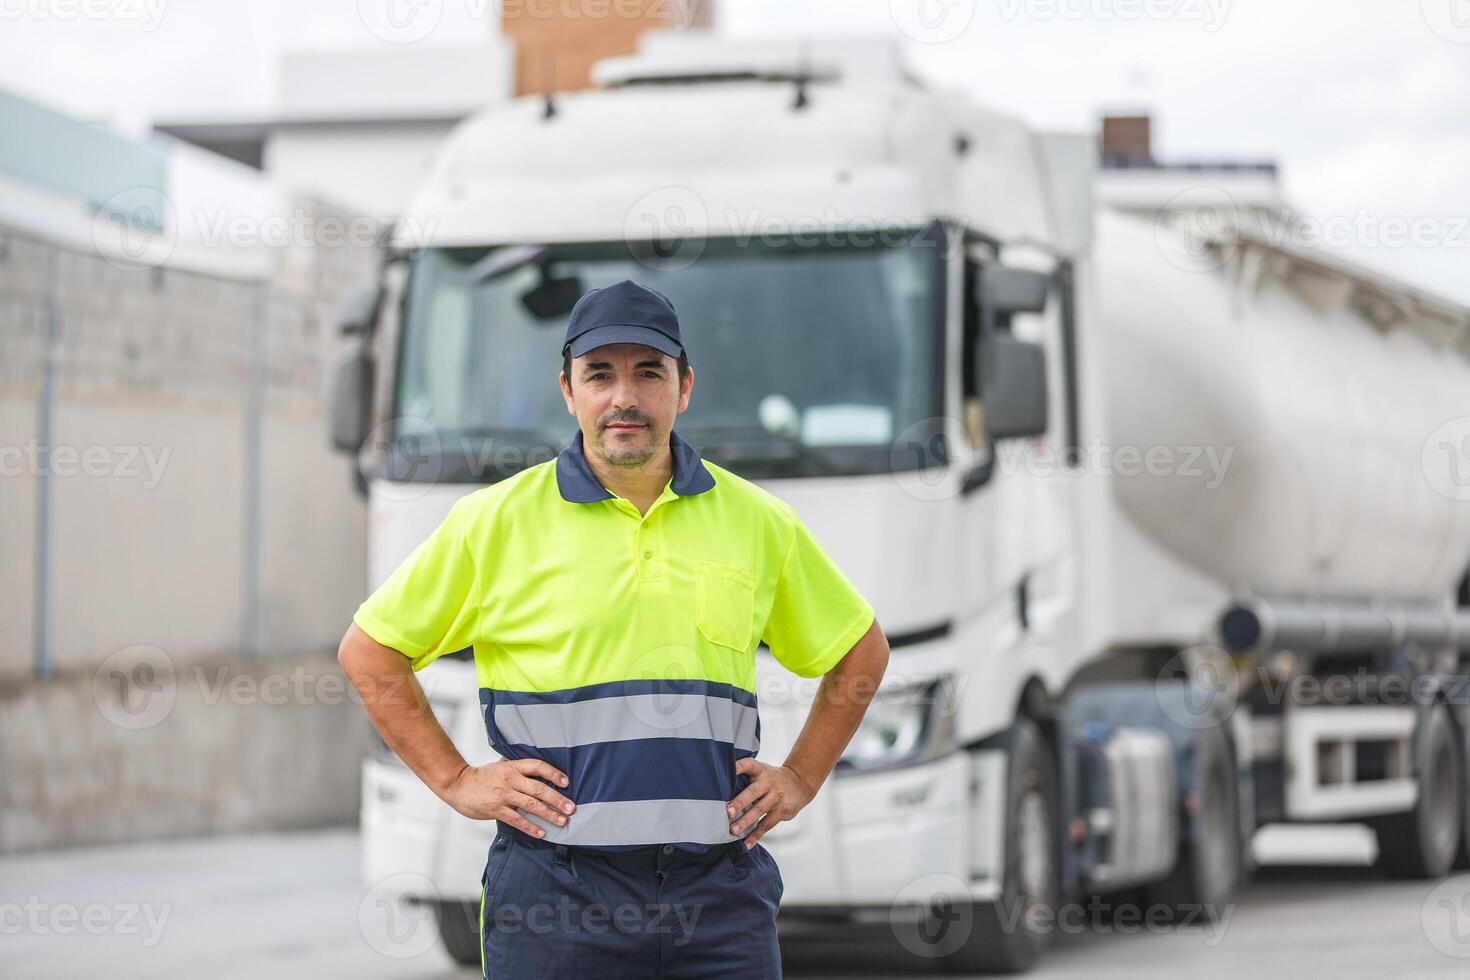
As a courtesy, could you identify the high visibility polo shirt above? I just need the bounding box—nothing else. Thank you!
[352,427,875,851]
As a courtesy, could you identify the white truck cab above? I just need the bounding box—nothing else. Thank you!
[331,37,1470,973]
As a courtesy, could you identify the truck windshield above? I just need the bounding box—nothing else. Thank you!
[392,228,944,482]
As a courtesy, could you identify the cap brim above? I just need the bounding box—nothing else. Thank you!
[567,323,682,359]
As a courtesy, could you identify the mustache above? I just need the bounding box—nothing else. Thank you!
[601,413,651,427]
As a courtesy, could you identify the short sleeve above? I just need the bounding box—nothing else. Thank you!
[352,497,479,671]
[761,511,875,678]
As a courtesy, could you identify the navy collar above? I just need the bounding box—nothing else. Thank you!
[555,428,716,503]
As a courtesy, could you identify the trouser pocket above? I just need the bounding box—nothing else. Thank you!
[482,835,515,976]
[748,843,784,907]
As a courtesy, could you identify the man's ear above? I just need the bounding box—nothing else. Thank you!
[559,370,576,415]
[678,364,694,413]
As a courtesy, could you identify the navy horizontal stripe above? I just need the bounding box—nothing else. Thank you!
[492,737,757,805]
[481,678,758,709]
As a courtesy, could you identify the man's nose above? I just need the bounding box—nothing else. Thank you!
[610,376,640,411]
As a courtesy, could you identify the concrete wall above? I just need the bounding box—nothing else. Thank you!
[0,198,376,852]
[0,651,368,852]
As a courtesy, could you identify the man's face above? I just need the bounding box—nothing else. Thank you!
[559,343,693,470]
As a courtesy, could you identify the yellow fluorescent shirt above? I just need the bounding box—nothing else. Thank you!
[350,427,875,849]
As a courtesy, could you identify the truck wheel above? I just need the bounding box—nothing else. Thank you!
[1372,703,1465,880]
[434,900,483,967]
[1143,722,1240,921]
[944,715,1059,975]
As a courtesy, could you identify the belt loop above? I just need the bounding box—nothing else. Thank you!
[553,843,570,869]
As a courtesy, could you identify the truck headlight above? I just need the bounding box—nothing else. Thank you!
[836,677,956,775]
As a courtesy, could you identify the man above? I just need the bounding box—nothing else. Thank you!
[338,279,890,978]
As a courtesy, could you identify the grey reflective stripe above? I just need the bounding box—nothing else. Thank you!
[522,799,754,847]
[493,694,760,751]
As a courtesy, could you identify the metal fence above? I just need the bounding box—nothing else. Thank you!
[0,210,372,680]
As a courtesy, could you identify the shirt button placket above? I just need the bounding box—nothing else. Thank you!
[637,517,662,582]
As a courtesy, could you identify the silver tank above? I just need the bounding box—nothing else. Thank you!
[1095,208,1470,602]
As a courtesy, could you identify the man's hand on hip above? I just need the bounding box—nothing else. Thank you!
[726,758,818,848]
[726,619,890,849]
[445,759,577,838]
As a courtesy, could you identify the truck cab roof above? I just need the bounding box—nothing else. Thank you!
[394,73,1087,253]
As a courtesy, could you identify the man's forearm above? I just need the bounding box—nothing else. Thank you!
[781,618,890,795]
[337,623,470,799]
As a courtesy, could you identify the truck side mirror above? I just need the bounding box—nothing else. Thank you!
[980,266,1051,317]
[979,334,1048,440]
[336,278,380,336]
[330,276,382,453]
[330,347,374,453]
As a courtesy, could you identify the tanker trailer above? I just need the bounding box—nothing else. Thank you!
[1069,203,1470,912]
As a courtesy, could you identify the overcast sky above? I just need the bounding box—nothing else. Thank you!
[2,0,1466,300]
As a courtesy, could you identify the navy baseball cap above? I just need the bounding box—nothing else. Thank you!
[562,279,684,359]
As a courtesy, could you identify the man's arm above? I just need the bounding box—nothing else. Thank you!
[337,624,576,838]
[726,617,890,847]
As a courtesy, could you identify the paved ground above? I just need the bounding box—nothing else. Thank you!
[3,825,1469,978]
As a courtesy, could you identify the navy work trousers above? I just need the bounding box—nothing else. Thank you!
[480,828,784,978]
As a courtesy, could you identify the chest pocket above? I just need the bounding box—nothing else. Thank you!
[695,560,756,652]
